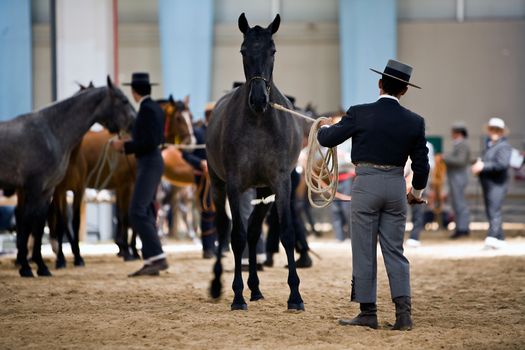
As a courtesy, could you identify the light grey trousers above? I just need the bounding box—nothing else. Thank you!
[480,177,508,240]
[351,166,410,303]
[448,169,470,232]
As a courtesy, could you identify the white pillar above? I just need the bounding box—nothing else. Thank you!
[56,0,114,99]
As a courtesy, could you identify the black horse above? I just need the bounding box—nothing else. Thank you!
[0,77,135,277]
[206,13,305,310]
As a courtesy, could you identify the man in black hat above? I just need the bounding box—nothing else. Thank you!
[317,59,429,330]
[110,72,168,276]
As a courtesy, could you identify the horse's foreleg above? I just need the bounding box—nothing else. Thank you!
[15,204,33,277]
[209,175,228,300]
[56,211,67,269]
[247,187,272,301]
[71,193,85,266]
[227,184,248,310]
[31,200,52,277]
[275,179,304,310]
[49,199,66,269]
[130,228,140,259]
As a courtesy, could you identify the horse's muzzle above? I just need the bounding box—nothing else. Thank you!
[249,83,269,114]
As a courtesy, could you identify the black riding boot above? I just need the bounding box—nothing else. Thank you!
[339,303,378,329]
[392,296,413,331]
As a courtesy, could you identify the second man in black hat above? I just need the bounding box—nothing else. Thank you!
[111,72,168,276]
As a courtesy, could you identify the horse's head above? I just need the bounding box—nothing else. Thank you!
[238,12,280,115]
[158,95,192,145]
[96,76,136,134]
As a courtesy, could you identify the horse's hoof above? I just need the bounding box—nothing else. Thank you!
[19,267,34,278]
[132,253,141,260]
[210,280,222,299]
[250,294,265,301]
[74,258,85,267]
[116,251,124,257]
[37,267,53,277]
[55,260,66,269]
[287,302,305,311]
[231,303,248,311]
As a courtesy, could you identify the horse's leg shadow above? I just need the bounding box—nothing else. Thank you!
[274,178,304,311]
[247,187,272,302]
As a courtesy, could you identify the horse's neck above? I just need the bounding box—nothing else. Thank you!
[42,88,105,151]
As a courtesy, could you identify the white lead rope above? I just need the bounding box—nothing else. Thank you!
[270,103,339,208]
[161,143,207,150]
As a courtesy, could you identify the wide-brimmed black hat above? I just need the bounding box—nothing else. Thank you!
[122,72,158,86]
[370,59,421,89]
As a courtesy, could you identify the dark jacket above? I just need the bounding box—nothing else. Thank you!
[317,97,429,190]
[183,124,207,170]
[124,97,164,157]
[479,137,512,184]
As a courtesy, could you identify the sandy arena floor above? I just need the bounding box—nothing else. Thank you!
[0,232,524,350]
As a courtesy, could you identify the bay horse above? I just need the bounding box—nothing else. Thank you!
[49,129,139,267]
[50,95,195,267]
[0,77,135,277]
[157,95,198,238]
[207,13,305,310]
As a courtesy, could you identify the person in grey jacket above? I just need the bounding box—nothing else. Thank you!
[472,117,512,249]
[443,123,471,239]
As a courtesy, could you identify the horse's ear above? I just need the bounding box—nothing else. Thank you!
[183,95,190,107]
[238,13,249,34]
[107,75,114,89]
[75,81,86,90]
[88,81,94,88]
[169,94,175,104]
[268,14,280,34]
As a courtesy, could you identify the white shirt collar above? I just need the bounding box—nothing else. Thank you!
[138,95,150,108]
[378,94,399,102]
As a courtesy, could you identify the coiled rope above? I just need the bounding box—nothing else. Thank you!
[86,135,120,190]
[269,102,339,208]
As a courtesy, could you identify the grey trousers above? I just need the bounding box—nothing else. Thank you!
[448,169,470,232]
[351,166,410,303]
[129,151,164,260]
[480,177,508,240]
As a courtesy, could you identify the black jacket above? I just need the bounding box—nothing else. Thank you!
[317,97,429,190]
[124,97,164,157]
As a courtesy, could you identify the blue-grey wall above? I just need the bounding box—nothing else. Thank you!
[339,0,397,109]
[0,0,32,120]
[158,0,214,120]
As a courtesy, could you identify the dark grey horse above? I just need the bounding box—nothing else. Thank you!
[207,13,305,310]
[0,77,135,277]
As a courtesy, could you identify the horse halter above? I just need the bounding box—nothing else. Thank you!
[248,75,271,94]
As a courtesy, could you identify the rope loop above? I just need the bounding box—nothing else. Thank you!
[269,103,339,208]
[305,117,338,208]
